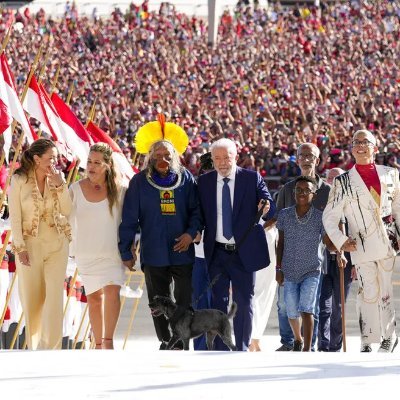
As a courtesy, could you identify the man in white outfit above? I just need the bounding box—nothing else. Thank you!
[323,129,399,352]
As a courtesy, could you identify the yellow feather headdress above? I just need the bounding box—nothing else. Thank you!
[135,114,189,155]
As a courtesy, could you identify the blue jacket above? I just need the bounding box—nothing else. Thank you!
[119,168,201,267]
[198,167,275,272]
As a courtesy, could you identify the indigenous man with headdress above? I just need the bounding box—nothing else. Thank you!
[118,115,201,350]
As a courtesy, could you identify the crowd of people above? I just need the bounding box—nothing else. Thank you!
[1,1,399,183]
[0,1,400,352]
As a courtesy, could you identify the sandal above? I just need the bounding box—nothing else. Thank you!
[102,338,114,350]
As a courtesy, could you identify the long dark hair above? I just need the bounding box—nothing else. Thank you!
[14,139,56,179]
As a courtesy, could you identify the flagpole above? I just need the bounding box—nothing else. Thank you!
[86,97,97,127]
[0,230,13,327]
[0,23,13,55]
[72,303,89,349]
[63,268,79,317]
[122,273,145,350]
[64,80,78,185]
[9,311,24,350]
[66,80,74,105]
[50,64,61,95]
[0,151,5,170]
[0,44,43,207]
[37,48,50,84]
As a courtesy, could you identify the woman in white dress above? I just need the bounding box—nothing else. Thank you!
[69,143,126,349]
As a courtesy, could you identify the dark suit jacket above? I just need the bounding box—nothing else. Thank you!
[198,167,275,272]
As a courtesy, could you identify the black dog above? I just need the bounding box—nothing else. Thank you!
[149,295,237,351]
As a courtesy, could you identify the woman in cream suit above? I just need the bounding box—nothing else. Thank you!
[8,139,72,350]
[323,130,400,353]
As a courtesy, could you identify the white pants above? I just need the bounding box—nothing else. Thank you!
[355,257,396,344]
[251,227,278,339]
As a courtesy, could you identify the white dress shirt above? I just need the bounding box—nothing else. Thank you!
[215,166,236,244]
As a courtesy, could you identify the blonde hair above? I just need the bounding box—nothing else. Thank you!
[89,143,119,215]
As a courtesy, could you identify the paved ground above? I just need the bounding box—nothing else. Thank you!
[116,257,400,352]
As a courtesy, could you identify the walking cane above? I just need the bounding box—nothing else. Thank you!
[338,253,347,352]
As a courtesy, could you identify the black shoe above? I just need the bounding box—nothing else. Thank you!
[293,340,304,352]
[171,340,184,350]
[378,335,398,353]
[275,343,293,352]
[159,341,168,350]
[360,344,372,352]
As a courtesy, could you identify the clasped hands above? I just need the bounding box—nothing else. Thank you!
[122,233,193,272]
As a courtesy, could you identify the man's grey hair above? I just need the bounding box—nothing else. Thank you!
[210,138,237,157]
[144,140,184,174]
[297,143,320,158]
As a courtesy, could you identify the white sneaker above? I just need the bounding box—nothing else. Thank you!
[360,344,372,352]
[378,335,398,353]
[120,285,143,298]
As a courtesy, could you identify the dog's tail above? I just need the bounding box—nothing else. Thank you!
[227,302,237,319]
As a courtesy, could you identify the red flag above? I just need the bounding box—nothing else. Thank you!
[50,93,94,169]
[0,54,37,143]
[0,53,37,160]
[86,121,134,181]
[0,98,12,135]
[23,75,73,160]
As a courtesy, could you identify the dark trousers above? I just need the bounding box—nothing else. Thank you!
[208,247,255,351]
[192,257,211,350]
[318,255,352,351]
[144,264,193,344]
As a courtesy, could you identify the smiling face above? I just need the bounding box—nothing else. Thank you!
[294,180,316,206]
[351,132,377,165]
[34,147,58,175]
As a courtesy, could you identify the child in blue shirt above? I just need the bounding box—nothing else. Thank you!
[276,176,336,352]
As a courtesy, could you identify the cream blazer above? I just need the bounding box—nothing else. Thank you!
[8,172,72,254]
[322,165,400,265]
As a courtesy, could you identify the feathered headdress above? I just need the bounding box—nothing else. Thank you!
[135,114,189,155]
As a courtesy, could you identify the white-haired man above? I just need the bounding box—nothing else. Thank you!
[323,130,400,352]
[198,138,275,351]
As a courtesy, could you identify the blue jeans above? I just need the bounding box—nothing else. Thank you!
[284,275,321,318]
[278,272,322,349]
[277,285,294,347]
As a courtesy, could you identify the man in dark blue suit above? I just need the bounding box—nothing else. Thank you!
[198,138,275,351]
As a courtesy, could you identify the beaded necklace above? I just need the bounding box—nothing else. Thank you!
[295,206,313,225]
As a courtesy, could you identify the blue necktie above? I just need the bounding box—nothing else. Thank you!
[222,177,233,240]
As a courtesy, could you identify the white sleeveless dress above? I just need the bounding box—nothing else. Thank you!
[69,182,126,295]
